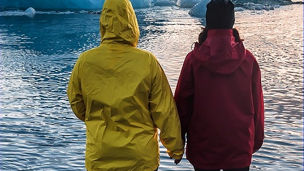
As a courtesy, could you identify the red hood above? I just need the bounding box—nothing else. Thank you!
[193,29,246,74]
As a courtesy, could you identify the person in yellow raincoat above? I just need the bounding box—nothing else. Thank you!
[67,0,184,170]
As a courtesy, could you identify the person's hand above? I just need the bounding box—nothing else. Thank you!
[174,158,182,165]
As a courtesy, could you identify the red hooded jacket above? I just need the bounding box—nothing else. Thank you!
[174,29,264,169]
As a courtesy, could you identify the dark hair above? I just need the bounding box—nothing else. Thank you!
[198,28,242,44]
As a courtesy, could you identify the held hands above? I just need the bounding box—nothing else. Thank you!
[170,157,182,165]
[174,158,182,165]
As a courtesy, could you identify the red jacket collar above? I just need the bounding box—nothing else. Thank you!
[193,29,246,74]
[207,29,234,37]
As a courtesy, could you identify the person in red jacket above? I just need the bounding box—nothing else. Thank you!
[174,0,264,170]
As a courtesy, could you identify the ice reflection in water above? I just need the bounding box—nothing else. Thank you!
[0,5,302,171]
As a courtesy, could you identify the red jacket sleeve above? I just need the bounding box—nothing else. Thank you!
[252,58,265,153]
[174,52,194,143]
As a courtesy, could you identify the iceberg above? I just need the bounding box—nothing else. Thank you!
[0,0,152,11]
[189,0,210,18]
[176,0,200,8]
[24,7,36,17]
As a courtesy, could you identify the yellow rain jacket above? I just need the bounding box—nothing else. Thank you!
[67,0,184,170]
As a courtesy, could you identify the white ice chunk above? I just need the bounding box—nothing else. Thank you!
[25,7,36,17]
[189,0,210,17]
[176,0,200,8]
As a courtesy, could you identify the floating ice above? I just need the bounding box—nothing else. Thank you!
[234,7,245,11]
[0,10,25,16]
[24,7,36,17]
[0,7,38,17]
[176,0,200,8]
[0,0,104,10]
[244,3,264,10]
[0,10,79,16]
[189,0,210,18]
[0,0,152,10]
[243,2,277,11]
[0,0,286,12]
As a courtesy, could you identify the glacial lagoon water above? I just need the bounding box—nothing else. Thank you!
[0,4,303,171]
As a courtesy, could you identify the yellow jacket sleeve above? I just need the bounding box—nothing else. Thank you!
[149,56,184,160]
[67,55,86,121]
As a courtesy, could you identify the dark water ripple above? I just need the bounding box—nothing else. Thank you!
[0,5,302,171]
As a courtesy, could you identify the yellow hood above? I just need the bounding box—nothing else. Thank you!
[100,0,140,47]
